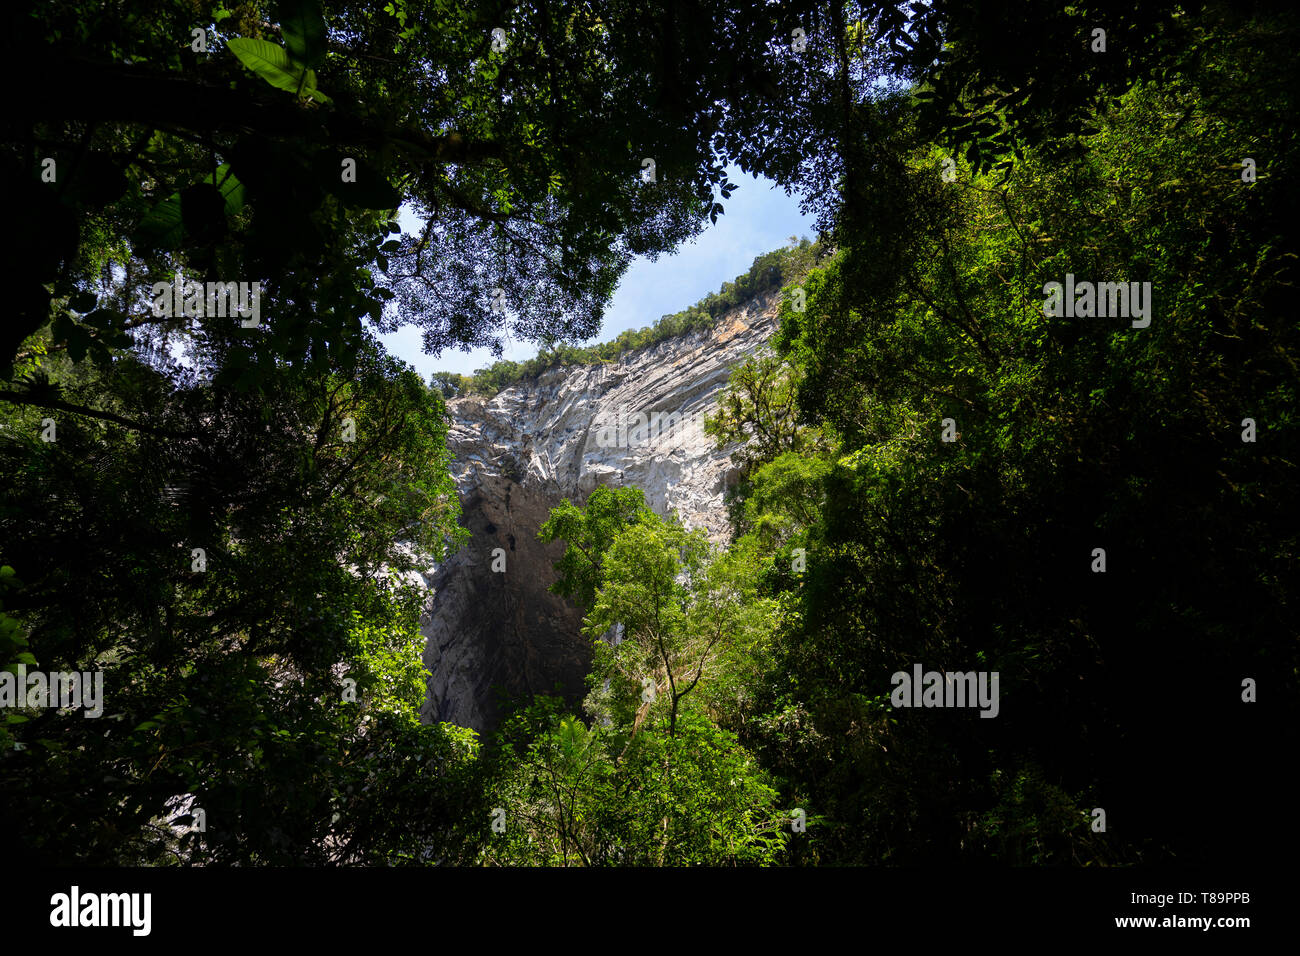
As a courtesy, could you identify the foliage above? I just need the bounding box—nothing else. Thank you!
[706,5,1300,865]
[482,700,786,866]
[0,334,487,864]
[441,239,823,397]
[5,0,844,384]
[4,0,1295,869]
[537,485,656,610]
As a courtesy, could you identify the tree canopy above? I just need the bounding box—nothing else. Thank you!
[3,0,1295,871]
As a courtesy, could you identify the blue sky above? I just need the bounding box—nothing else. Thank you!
[379,166,818,379]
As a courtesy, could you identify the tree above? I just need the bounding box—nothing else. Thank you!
[729,5,1300,864]
[0,331,490,864]
[582,520,714,738]
[537,485,654,610]
[483,698,786,866]
[705,348,812,471]
[5,0,841,385]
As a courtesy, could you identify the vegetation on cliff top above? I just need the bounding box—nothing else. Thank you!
[431,238,824,398]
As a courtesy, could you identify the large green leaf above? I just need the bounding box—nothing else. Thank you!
[303,80,333,105]
[135,167,243,250]
[180,183,227,242]
[64,324,91,362]
[207,163,246,216]
[227,38,308,95]
[134,191,184,249]
[279,0,328,69]
[83,309,133,348]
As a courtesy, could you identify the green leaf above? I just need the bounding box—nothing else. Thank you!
[227,38,308,95]
[137,166,244,250]
[302,73,333,105]
[69,291,97,313]
[278,0,328,69]
[135,191,184,249]
[180,182,227,241]
[206,163,246,216]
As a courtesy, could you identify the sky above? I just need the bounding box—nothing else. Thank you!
[378,166,819,380]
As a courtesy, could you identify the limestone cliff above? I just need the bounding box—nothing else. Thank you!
[419,287,781,732]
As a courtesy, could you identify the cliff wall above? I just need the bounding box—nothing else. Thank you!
[419,288,780,731]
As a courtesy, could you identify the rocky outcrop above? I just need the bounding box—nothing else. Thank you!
[419,288,781,732]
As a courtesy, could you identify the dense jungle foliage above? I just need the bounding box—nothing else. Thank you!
[2,0,1295,866]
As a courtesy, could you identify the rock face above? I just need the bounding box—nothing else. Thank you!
[419,288,781,732]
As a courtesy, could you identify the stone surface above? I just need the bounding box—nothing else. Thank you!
[419,288,779,732]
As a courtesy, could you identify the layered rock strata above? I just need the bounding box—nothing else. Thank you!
[419,288,780,731]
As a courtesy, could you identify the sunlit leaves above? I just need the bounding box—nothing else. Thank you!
[227,37,332,104]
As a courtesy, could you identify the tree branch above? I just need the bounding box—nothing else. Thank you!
[0,390,195,439]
